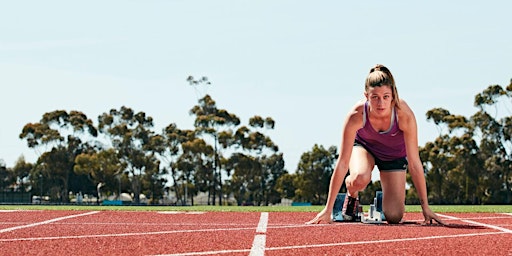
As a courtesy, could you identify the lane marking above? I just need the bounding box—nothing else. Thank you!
[0,226,257,242]
[249,234,266,256]
[256,212,268,233]
[155,249,250,256]
[438,213,512,234]
[153,231,506,256]
[265,231,507,252]
[249,212,268,256]
[157,211,205,215]
[152,213,511,256]
[0,211,99,234]
[162,212,270,256]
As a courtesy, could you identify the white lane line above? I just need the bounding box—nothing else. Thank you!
[154,231,506,256]
[154,249,250,256]
[265,231,506,252]
[437,213,512,234]
[0,211,99,234]
[249,235,266,256]
[157,211,205,215]
[249,212,268,256]
[0,226,258,242]
[256,212,269,233]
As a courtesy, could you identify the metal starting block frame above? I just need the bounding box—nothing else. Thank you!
[332,191,386,224]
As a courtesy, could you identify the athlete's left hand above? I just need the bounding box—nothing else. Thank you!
[421,207,445,225]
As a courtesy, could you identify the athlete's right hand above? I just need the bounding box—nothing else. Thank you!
[305,208,332,224]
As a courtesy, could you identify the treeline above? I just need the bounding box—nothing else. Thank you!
[0,79,511,205]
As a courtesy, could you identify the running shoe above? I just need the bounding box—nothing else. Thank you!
[341,195,359,221]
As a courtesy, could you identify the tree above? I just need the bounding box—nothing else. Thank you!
[19,110,97,202]
[74,149,125,198]
[423,108,483,204]
[472,82,512,203]
[176,138,214,205]
[422,80,512,204]
[98,106,160,204]
[419,135,457,204]
[153,124,193,205]
[189,95,240,205]
[11,156,34,192]
[275,173,297,200]
[0,159,10,191]
[225,153,257,205]
[294,144,337,205]
[228,116,283,206]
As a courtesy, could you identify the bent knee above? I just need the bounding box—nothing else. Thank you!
[346,173,371,189]
[384,211,404,224]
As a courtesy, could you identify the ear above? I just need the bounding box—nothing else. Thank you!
[364,92,369,100]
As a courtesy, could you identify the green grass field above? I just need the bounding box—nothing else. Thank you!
[0,204,511,213]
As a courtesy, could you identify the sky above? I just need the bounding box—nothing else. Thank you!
[1,1,511,179]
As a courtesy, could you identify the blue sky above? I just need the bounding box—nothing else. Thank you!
[1,1,511,178]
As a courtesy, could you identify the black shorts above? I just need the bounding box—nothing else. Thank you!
[354,141,408,171]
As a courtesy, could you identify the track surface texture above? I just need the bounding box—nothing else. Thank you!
[1,210,511,255]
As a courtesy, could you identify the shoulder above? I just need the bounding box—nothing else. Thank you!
[396,99,415,119]
[396,99,417,129]
[345,99,365,127]
[349,99,366,118]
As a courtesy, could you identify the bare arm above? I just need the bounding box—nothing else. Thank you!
[398,100,445,225]
[306,101,363,224]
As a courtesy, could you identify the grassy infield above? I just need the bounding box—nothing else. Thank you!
[0,204,510,213]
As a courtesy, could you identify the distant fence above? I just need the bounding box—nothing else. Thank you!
[291,202,312,206]
[0,192,32,204]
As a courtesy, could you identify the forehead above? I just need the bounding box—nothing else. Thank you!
[366,86,392,95]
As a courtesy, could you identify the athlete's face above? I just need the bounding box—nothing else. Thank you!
[365,86,393,116]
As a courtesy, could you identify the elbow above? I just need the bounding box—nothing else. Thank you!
[407,162,424,175]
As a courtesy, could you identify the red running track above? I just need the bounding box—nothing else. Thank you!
[0,210,511,255]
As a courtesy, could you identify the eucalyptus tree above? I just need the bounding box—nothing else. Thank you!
[153,124,196,205]
[294,144,337,205]
[189,94,240,205]
[176,138,214,205]
[419,135,457,204]
[11,156,33,192]
[424,108,482,204]
[97,106,160,204]
[228,116,283,206]
[225,153,257,205]
[0,159,10,191]
[74,148,125,199]
[19,110,97,202]
[472,82,512,203]
[275,172,297,200]
[422,80,512,204]
[260,153,286,205]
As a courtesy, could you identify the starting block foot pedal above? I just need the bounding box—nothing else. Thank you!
[332,193,362,222]
[362,191,386,224]
[332,193,346,222]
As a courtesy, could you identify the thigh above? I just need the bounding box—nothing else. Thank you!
[348,146,375,177]
[379,171,406,223]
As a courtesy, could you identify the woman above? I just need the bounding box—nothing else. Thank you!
[307,64,444,225]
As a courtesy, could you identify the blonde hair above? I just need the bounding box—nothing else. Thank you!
[365,64,400,109]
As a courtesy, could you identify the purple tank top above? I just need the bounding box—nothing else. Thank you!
[355,101,406,161]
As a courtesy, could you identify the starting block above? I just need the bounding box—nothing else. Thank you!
[332,191,386,224]
[332,193,362,222]
[361,191,386,224]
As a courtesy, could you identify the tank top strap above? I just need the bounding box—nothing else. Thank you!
[362,101,369,126]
